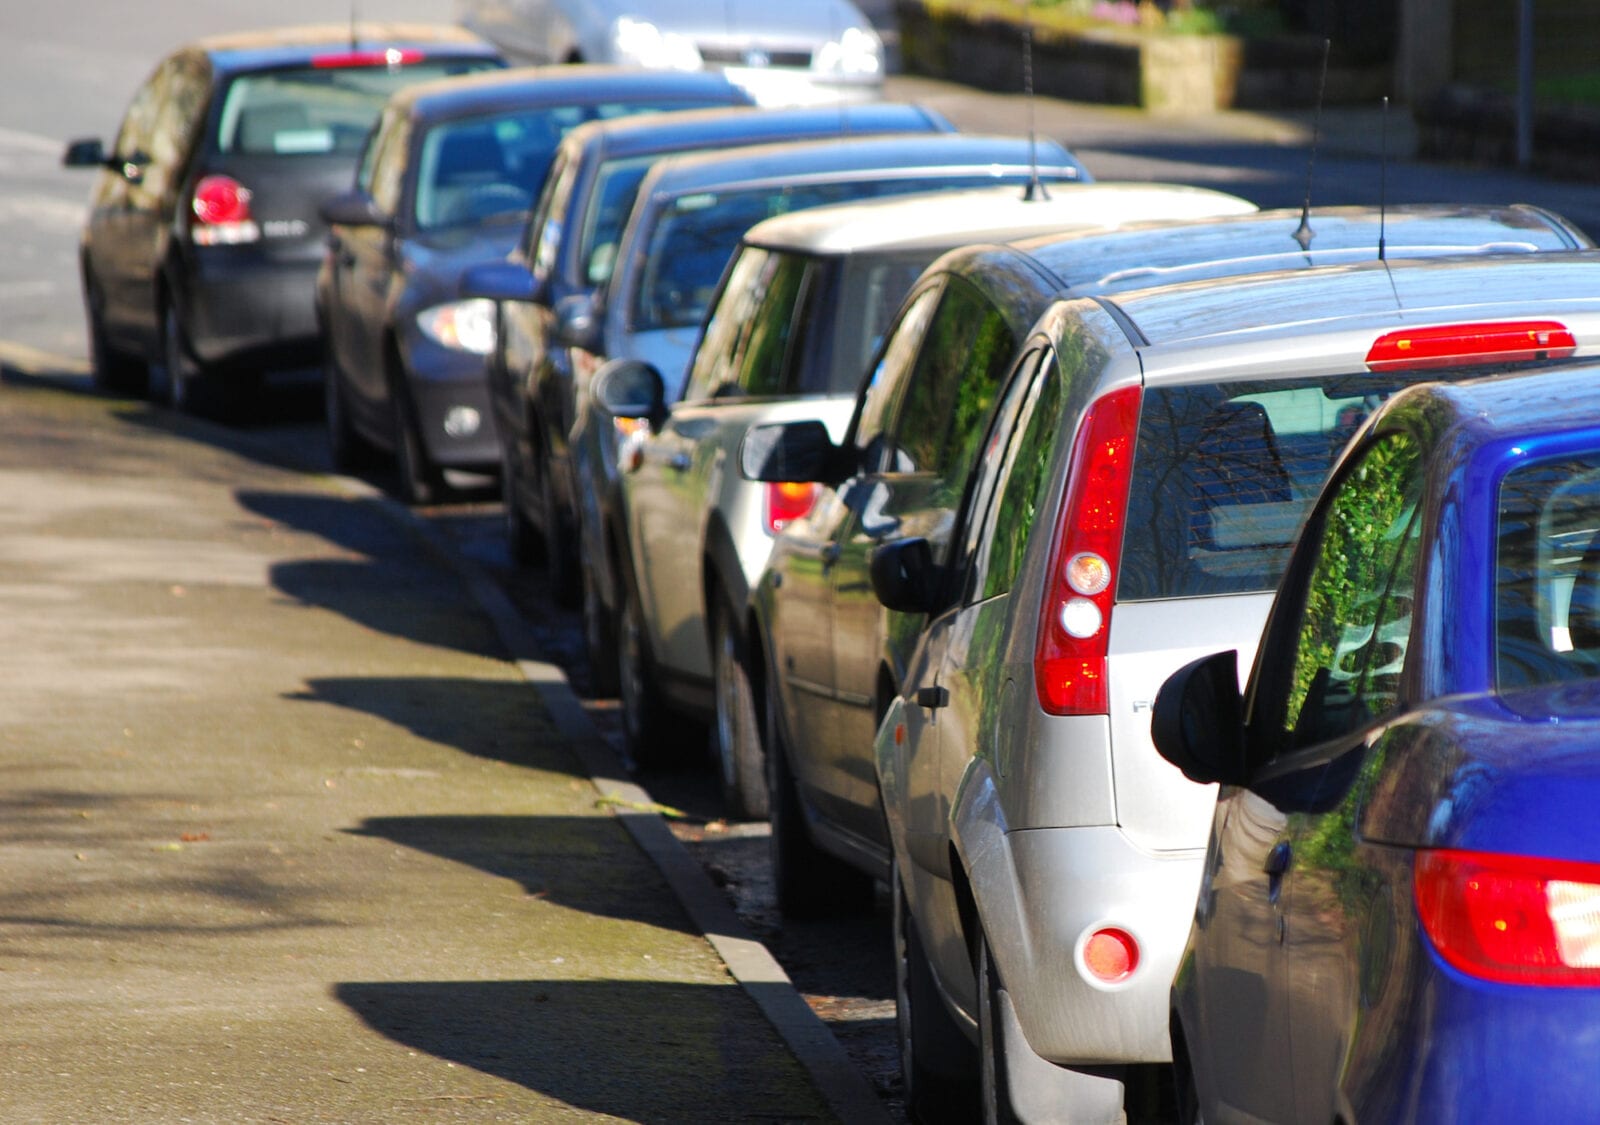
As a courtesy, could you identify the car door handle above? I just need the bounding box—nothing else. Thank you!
[1265,840,1291,908]
[916,686,948,710]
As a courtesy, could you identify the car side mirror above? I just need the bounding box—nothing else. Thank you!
[740,420,839,484]
[461,259,538,304]
[870,537,942,615]
[62,137,107,168]
[1150,650,1247,787]
[554,292,601,351]
[319,188,390,229]
[593,358,666,429]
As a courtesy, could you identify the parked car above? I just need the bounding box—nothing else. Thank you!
[861,252,1600,1123]
[458,101,956,596]
[313,65,750,504]
[581,177,1253,809]
[458,0,885,106]
[62,24,504,414]
[742,199,1592,912]
[1153,356,1600,1124]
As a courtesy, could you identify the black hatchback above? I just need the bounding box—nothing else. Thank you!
[62,23,503,414]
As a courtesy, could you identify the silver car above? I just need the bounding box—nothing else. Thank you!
[458,0,884,106]
[872,251,1600,1122]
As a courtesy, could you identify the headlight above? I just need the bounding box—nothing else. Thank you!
[417,299,496,355]
[611,17,702,71]
[814,26,882,76]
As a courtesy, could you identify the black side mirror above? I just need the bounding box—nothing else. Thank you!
[62,137,107,168]
[319,188,389,229]
[593,358,666,428]
[870,537,942,615]
[1151,650,1248,787]
[739,420,839,483]
[554,292,601,351]
[461,259,539,304]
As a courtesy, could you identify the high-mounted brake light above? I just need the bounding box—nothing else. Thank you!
[1414,848,1600,986]
[765,481,817,535]
[1035,385,1142,715]
[190,175,260,245]
[311,48,424,69]
[1366,321,1577,371]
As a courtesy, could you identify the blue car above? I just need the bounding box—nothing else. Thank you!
[1154,351,1600,1124]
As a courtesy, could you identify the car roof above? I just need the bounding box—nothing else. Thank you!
[632,133,1088,203]
[557,101,954,163]
[1015,204,1592,294]
[737,181,1256,257]
[1106,252,1600,353]
[391,64,751,124]
[191,23,502,72]
[1382,363,1600,460]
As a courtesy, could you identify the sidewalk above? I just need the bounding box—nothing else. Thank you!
[0,360,869,1123]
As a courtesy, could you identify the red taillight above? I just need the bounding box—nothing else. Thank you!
[1414,848,1600,986]
[191,175,259,245]
[1082,927,1140,983]
[765,481,817,535]
[1035,385,1142,715]
[1365,321,1577,371]
[311,48,425,69]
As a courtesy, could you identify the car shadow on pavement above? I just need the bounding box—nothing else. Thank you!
[344,814,700,938]
[288,676,573,773]
[335,978,831,1121]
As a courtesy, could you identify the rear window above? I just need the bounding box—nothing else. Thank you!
[1496,455,1600,690]
[627,175,1049,335]
[1120,373,1407,601]
[215,58,498,156]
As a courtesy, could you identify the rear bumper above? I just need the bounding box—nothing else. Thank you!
[183,254,321,372]
[968,824,1203,1065]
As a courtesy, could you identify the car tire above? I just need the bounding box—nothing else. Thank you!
[392,381,446,506]
[711,603,767,821]
[582,561,620,698]
[617,573,673,769]
[85,282,148,397]
[324,350,379,472]
[894,863,978,1125]
[161,300,197,412]
[501,446,541,567]
[765,673,877,919]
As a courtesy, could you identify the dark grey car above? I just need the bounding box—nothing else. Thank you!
[62,23,503,416]
[313,65,750,504]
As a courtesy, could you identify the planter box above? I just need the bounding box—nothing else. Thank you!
[894,0,1389,113]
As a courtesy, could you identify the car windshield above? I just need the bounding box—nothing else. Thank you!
[215,59,498,156]
[1121,373,1422,601]
[630,175,1048,333]
[414,102,730,232]
[1496,454,1600,691]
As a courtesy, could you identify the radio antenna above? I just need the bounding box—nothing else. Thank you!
[1378,96,1390,261]
[349,2,360,49]
[1023,18,1049,201]
[1292,38,1331,252]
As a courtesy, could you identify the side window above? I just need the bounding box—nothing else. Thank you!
[149,54,207,180]
[683,247,772,403]
[366,115,411,217]
[526,149,577,279]
[851,281,942,472]
[736,254,811,398]
[1270,433,1424,754]
[975,348,1068,602]
[114,61,164,163]
[884,277,1016,511]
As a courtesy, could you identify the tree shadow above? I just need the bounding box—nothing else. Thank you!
[335,978,831,1122]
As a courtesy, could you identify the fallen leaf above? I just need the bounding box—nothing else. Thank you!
[180,832,210,843]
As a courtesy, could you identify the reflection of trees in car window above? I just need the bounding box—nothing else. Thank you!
[683,248,770,403]
[852,283,940,472]
[737,254,809,397]
[1281,433,1423,752]
[979,350,1067,601]
[888,277,1014,509]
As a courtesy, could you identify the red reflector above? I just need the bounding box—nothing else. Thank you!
[1366,321,1577,371]
[1035,385,1141,716]
[312,48,425,68]
[1083,928,1139,983]
[192,175,252,225]
[765,481,817,535]
[1414,849,1600,986]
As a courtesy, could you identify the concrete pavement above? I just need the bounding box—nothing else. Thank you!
[0,354,872,1123]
